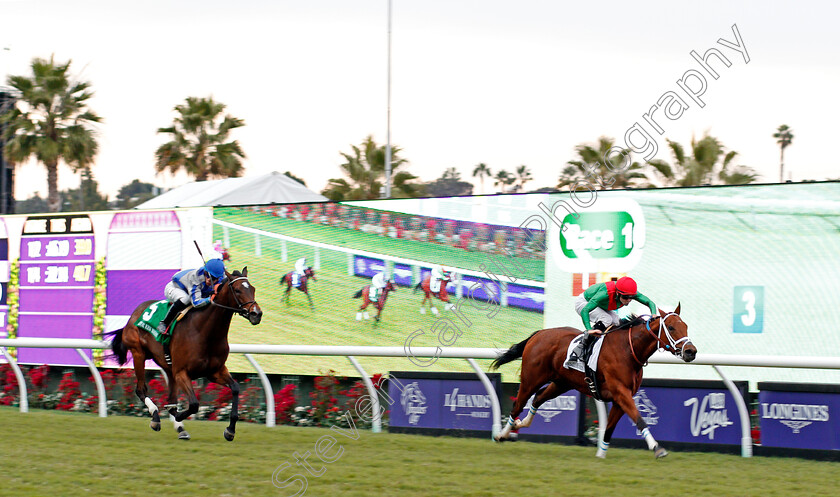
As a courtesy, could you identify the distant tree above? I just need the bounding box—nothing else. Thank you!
[493,170,515,192]
[424,168,473,197]
[514,165,533,191]
[61,167,108,211]
[155,96,245,181]
[284,171,306,186]
[560,137,649,190]
[1,55,102,212]
[773,124,794,183]
[472,163,491,194]
[648,134,758,186]
[16,192,49,214]
[116,179,159,209]
[321,135,422,201]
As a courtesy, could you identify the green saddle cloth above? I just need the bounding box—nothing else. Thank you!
[134,300,175,344]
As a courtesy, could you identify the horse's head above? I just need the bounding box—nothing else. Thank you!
[652,303,696,362]
[305,267,316,280]
[386,280,397,292]
[215,267,263,325]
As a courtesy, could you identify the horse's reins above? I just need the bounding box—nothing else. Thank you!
[211,276,257,317]
[627,313,693,365]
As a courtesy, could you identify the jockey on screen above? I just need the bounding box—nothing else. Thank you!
[157,258,227,337]
[292,257,309,288]
[429,265,452,294]
[369,271,393,302]
[576,276,658,351]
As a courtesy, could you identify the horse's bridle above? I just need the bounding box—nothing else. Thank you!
[628,313,693,364]
[211,276,257,317]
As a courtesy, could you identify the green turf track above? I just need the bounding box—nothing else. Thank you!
[4,408,838,497]
[213,207,545,281]
[213,208,545,379]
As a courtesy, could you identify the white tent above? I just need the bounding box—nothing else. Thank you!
[135,171,327,209]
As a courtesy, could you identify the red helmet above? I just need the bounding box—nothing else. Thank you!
[615,276,637,296]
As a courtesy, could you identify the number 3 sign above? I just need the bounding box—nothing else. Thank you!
[733,286,764,333]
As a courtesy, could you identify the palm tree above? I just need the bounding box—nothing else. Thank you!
[321,135,420,201]
[773,125,794,182]
[493,170,515,192]
[647,134,758,187]
[155,96,245,181]
[514,165,533,191]
[560,137,649,190]
[1,55,102,212]
[472,163,491,194]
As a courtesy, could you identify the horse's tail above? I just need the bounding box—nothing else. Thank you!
[353,288,363,299]
[490,330,540,370]
[103,328,129,366]
[413,281,422,294]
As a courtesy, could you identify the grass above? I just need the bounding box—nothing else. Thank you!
[3,407,839,497]
[214,207,546,281]
[212,212,542,380]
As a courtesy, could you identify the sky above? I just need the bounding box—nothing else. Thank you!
[1,0,838,200]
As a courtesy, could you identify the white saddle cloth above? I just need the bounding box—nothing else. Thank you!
[563,334,605,373]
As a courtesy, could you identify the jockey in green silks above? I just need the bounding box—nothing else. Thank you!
[575,276,658,350]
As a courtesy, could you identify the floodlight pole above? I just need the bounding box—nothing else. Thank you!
[384,0,392,199]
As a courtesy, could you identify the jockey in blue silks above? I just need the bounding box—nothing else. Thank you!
[157,258,227,336]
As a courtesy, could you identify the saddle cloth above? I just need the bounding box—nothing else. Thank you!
[563,334,606,373]
[133,300,189,344]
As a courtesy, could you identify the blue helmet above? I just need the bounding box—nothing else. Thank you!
[204,258,226,278]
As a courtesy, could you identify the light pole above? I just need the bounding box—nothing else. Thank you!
[384,0,392,198]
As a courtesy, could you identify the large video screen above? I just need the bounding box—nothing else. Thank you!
[3,182,838,386]
[216,182,840,385]
[213,196,546,378]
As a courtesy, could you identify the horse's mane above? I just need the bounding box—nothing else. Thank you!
[615,314,656,331]
[229,270,243,278]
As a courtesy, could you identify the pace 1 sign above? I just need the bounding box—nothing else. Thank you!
[549,197,646,273]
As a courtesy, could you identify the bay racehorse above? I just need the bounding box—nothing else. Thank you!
[281,267,316,308]
[491,305,696,458]
[413,274,453,315]
[353,280,397,322]
[106,267,262,441]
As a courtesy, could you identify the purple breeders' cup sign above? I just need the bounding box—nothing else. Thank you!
[389,373,501,432]
[353,255,384,279]
[758,386,839,450]
[0,219,8,340]
[354,256,545,312]
[389,379,440,429]
[17,215,96,366]
[104,211,183,369]
[610,382,744,445]
[520,391,580,436]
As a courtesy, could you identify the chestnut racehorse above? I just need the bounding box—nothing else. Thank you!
[413,274,453,315]
[491,305,696,458]
[281,267,316,308]
[353,280,397,322]
[106,268,262,441]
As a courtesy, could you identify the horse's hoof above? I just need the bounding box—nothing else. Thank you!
[150,421,161,432]
[178,431,191,440]
[224,428,235,442]
[654,445,668,458]
[419,308,426,314]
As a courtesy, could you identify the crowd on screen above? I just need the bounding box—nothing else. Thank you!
[242,203,546,260]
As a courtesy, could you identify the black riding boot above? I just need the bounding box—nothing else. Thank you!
[582,322,607,350]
